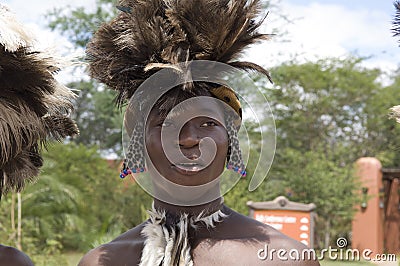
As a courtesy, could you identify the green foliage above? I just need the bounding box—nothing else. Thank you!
[227,56,400,249]
[31,254,69,266]
[46,0,117,48]
[277,146,361,248]
[24,0,400,257]
[0,143,151,254]
[268,57,380,153]
[69,80,124,154]
[46,1,123,154]
[259,57,400,248]
[0,195,15,246]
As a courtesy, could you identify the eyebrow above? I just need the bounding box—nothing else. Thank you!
[167,107,222,119]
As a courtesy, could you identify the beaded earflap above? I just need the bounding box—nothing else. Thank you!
[225,116,247,177]
[120,121,146,178]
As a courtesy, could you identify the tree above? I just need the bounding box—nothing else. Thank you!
[257,56,400,248]
[43,0,400,253]
[0,142,152,254]
[46,1,123,154]
[46,0,117,49]
[68,80,124,155]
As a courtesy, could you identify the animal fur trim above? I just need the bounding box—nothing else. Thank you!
[139,203,227,266]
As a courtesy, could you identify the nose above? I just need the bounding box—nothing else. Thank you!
[179,122,199,148]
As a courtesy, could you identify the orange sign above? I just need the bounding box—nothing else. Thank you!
[252,210,312,247]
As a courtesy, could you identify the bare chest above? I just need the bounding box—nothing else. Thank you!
[190,239,265,266]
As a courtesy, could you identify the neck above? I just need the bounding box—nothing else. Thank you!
[153,197,224,217]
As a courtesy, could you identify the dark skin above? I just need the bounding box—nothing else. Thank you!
[79,100,320,265]
[0,245,34,266]
[145,99,228,204]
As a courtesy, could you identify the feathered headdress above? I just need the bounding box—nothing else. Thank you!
[0,4,79,199]
[87,0,272,181]
[393,1,400,39]
[87,0,272,106]
[392,1,400,123]
[87,2,272,262]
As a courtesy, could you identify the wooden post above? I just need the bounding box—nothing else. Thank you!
[17,192,22,251]
[9,192,17,247]
[384,178,399,254]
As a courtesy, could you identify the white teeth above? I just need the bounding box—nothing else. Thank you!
[178,163,198,166]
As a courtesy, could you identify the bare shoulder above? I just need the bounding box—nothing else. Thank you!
[256,227,321,266]
[222,208,321,265]
[0,245,34,266]
[78,222,147,266]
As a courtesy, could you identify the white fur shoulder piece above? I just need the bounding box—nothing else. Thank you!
[139,203,227,266]
[0,4,35,52]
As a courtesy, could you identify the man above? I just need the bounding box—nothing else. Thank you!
[79,0,320,264]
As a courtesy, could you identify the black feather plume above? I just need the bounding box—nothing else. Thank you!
[87,0,272,106]
[0,4,79,198]
[393,1,400,40]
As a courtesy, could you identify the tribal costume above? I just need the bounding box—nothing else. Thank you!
[139,202,227,266]
[86,0,271,264]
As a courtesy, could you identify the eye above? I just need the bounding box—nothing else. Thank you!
[161,120,175,128]
[201,121,218,127]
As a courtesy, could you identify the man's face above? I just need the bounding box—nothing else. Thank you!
[145,97,228,187]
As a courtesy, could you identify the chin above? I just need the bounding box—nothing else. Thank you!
[168,164,224,186]
[151,174,222,206]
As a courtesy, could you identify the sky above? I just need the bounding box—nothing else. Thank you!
[246,0,400,72]
[2,0,400,77]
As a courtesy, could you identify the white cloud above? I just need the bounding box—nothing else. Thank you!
[2,0,96,51]
[243,1,400,72]
[2,0,96,83]
[3,0,96,24]
[3,0,399,81]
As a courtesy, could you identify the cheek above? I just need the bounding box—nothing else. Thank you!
[213,130,229,160]
[145,130,162,159]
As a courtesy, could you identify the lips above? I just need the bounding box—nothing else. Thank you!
[172,162,205,175]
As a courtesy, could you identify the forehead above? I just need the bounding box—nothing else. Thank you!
[148,96,226,122]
